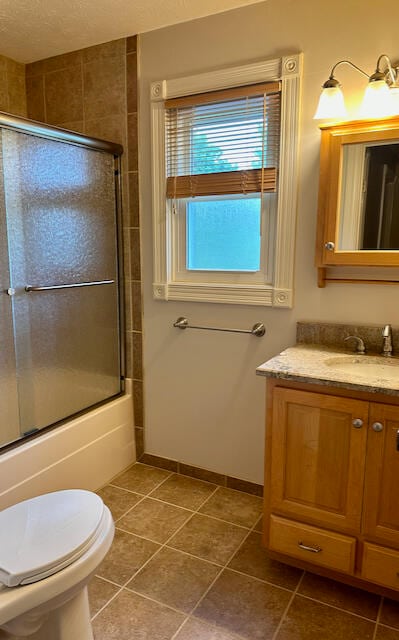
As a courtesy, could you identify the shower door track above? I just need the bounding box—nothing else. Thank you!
[0,111,123,155]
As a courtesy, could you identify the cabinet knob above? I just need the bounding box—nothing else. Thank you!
[324,242,335,251]
[352,418,363,429]
[372,422,384,432]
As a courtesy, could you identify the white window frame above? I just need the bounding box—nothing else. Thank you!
[150,53,302,307]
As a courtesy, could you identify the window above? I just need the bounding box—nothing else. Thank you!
[151,55,302,307]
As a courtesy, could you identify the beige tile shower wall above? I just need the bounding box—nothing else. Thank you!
[0,54,26,117]
[25,37,143,457]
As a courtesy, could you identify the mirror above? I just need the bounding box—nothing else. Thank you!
[339,141,399,251]
[316,116,399,269]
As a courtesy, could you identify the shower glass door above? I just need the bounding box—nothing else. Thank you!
[1,128,122,441]
[0,131,20,444]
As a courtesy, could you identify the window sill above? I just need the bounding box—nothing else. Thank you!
[152,282,293,307]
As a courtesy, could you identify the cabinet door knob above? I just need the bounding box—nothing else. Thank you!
[352,418,363,428]
[372,422,384,432]
[324,241,335,251]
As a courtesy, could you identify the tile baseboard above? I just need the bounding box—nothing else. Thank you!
[139,453,263,497]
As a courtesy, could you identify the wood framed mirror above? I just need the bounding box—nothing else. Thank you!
[315,116,399,286]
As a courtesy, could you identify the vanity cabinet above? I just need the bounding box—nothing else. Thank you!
[264,381,399,594]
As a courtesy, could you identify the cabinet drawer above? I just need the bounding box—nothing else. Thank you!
[269,515,356,574]
[362,543,399,590]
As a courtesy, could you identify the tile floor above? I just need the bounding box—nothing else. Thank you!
[89,463,399,640]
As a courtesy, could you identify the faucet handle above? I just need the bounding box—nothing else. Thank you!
[383,324,392,337]
[382,324,393,356]
[344,335,366,354]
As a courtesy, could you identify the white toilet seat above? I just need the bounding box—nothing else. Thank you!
[0,490,105,587]
[0,497,114,638]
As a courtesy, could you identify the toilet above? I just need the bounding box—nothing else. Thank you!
[0,489,114,639]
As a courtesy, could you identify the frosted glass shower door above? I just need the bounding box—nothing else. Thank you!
[2,130,122,435]
[0,133,20,445]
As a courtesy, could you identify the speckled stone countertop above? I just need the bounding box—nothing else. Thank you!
[256,344,399,397]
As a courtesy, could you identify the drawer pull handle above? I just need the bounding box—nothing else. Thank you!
[396,430,399,452]
[298,541,322,554]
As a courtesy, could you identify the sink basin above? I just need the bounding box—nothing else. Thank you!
[324,355,399,380]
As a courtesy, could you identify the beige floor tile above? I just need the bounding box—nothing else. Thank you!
[195,568,291,639]
[228,532,302,589]
[199,487,263,528]
[111,463,171,494]
[254,515,263,533]
[276,595,375,640]
[151,474,217,510]
[376,625,399,639]
[88,576,120,617]
[117,497,192,543]
[97,485,142,521]
[299,572,380,619]
[128,547,220,613]
[168,513,248,565]
[174,617,238,639]
[381,599,399,629]
[92,589,185,640]
[97,528,160,585]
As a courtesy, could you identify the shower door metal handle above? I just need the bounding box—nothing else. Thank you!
[25,279,115,292]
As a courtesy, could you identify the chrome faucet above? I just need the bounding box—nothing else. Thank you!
[344,335,366,354]
[382,324,393,357]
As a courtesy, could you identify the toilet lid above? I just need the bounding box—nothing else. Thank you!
[0,490,105,587]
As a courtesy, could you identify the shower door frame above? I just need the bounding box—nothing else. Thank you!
[0,111,126,450]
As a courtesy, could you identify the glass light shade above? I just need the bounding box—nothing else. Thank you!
[313,86,347,120]
[359,79,393,118]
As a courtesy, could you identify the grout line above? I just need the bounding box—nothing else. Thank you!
[187,502,262,623]
[81,56,85,126]
[123,585,192,616]
[116,510,198,587]
[92,575,122,588]
[377,622,399,633]
[193,509,257,531]
[214,564,294,593]
[171,616,250,640]
[271,570,305,640]
[91,585,124,621]
[110,483,261,534]
[169,616,190,640]
[296,592,384,624]
[372,597,384,640]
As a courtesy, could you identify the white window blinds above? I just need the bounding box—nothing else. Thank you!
[165,81,281,199]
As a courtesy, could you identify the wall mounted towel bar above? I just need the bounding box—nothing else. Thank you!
[173,316,266,337]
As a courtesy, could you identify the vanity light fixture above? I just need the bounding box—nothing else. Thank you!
[314,54,399,120]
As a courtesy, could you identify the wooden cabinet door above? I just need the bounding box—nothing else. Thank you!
[270,387,368,534]
[363,403,399,546]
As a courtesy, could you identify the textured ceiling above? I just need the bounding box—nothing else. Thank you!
[0,0,266,63]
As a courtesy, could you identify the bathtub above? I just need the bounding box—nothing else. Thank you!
[0,379,135,510]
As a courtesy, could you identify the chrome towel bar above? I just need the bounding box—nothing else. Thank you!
[25,280,115,292]
[173,316,266,337]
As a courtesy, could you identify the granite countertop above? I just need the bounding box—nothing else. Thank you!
[256,344,399,397]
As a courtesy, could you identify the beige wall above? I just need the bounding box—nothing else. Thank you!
[0,54,26,116]
[138,0,399,484]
